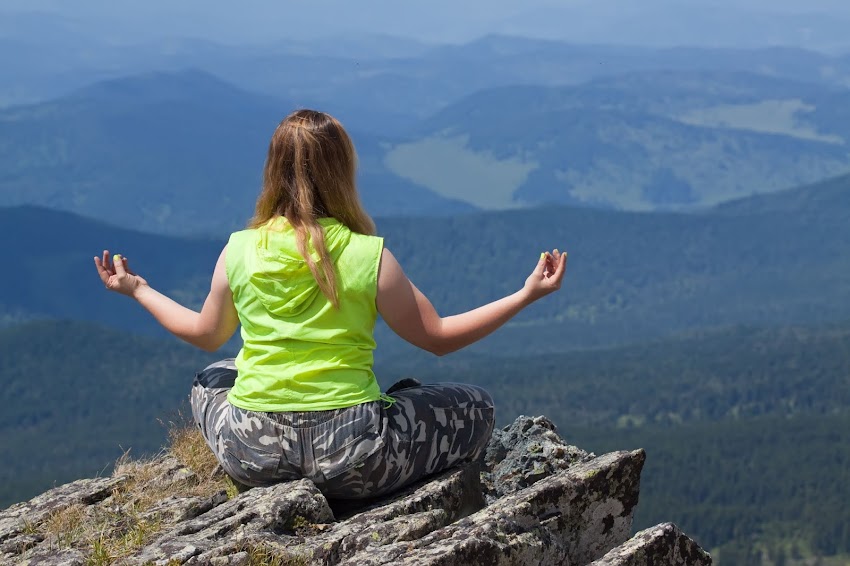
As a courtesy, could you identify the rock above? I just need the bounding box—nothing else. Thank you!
[244,462,483,564]
[330,449,645,565]
[0,415,713,565]
[139,491,229,524]
[16,548,87,565]
[126,478,334,565]
[590,523,713,565]
[0,476,127,546]
[482,415,595,500]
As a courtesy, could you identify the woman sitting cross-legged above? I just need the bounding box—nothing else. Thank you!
[94,109,567,499]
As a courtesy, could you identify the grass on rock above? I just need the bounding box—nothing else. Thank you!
[28,421,244,564]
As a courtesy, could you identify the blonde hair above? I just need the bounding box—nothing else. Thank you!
[250,109,376,308]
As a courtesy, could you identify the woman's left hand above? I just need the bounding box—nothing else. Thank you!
[94,250,148,298]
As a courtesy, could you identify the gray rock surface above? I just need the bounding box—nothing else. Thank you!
[0,476,127,546]
[0,475,127,562]
[329,449,645,566]
[590,523,713,565]
[482,415,596,500]
[0,416,712,565]
[127,478,335,565]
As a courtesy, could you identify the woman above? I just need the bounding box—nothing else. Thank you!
[94,109,567,499]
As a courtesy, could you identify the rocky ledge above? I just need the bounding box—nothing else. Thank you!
[0,416,711,565]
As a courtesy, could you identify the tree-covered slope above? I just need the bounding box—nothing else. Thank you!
[0,320,221,508]
[4,166,850,353]
[2,318,849,564]
[377,322,850,428]
[375,173,850,354]
[713,170,850,216]
[573,415,850,564]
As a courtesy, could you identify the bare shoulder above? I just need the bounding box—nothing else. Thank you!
[212,244,230,287]
[377,247,405,289]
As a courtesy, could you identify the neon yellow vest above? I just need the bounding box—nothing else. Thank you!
[225,217,383,412]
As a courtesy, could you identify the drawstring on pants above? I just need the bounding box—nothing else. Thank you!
[379,393,396,409]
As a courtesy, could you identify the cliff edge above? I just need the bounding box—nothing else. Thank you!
[0,416,712,565]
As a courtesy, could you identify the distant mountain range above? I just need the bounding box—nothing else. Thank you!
[3,68,850,232]
[6,9,850,108]
[2,170,849,355]
[0,71,471,235]
[387,71,850,211]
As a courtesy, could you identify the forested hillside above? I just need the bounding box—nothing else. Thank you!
[376,322,850,427]
[0,321,220,508]
[2,318,849,564]
[4,172,850,354]
[574,415,850,564]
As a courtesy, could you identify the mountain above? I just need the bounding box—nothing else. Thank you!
[499,1,850,52]
[8,1,850,59]
[8,25,850,123]
[374,171,850,355]
[712,170,850,216]
[384,71,850,211]
[3,167,850,351]
[0,70,471,235]
[6,68,850,236]
[0,205,222,332]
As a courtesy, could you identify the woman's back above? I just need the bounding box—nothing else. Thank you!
[226,216,384,412]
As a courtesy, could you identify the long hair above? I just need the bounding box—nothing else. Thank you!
[249,109,376,308]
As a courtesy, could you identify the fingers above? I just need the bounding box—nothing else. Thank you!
[95,249,115,284]
[554,250,568,282]
[113,253,127,277]
[93,256,109,284]
[543,248,567,285]
[94,249,132,287]
[532,252,547,276]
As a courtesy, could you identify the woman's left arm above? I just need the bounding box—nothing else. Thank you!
[94,247,239,352]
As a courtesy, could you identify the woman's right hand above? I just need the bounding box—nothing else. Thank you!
[522,249,568,303]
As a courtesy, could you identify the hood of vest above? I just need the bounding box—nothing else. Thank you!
[249,218,351,317]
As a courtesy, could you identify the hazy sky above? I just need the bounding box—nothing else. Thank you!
[4,0,850,49]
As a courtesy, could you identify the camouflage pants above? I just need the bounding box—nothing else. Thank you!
[190,359,495,499]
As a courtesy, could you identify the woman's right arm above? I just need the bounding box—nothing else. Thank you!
[376,248,567,356]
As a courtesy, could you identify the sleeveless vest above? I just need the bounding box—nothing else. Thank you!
[225,216,383,412]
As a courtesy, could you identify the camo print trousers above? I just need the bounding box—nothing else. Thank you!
[190,359,495,499]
